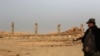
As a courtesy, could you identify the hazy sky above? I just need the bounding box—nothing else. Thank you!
[0,0,100,33]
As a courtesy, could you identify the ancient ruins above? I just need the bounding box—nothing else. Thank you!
[0,22,84,46]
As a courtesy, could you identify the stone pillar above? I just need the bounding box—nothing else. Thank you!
[34,23,38,36]
[57,24,61,36]
[11,22,14,36]
[80,24,84,36]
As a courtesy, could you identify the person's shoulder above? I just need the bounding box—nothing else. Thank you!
[84,29,89,35]
[98,27,100,29]
[98,28,100,31]
[85,29,89,32]
[97,27,100,30]
[97,27,100,32]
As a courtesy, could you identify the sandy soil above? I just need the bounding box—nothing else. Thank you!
[0,38,84,56]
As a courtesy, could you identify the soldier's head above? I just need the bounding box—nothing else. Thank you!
[87,18,96,28]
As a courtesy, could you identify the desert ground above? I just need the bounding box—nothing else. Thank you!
[0,37,84,56]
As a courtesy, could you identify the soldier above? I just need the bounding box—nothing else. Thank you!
[82,18,100,56]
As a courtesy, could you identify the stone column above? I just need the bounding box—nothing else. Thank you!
[11,22,14,36]
[57,24,61,36]
[34,23,38,36]
[80,24,84,36]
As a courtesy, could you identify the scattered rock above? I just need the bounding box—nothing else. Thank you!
[0,36,3,38]
[16,54,20,56]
